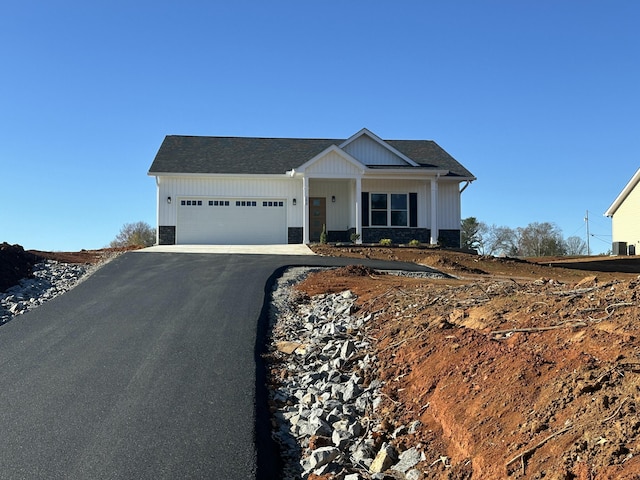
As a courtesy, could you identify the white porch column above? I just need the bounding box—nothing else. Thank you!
[430,176,439,244]
[355,176,362,244]
[303,175,310,244]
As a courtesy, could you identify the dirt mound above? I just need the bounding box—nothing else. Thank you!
[298,247,640,479]
[332,264,380,277]
[29,246,141,264]
[0,244,141,293]
[431,255,487,275]
[0,243,40,293]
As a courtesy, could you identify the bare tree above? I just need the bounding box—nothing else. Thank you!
[110,221,156,248]
[516,222,567,257]
[565,236,587,256]
[482,224,518,256]
[462,218,585,258]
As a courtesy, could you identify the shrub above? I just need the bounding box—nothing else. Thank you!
[110,221,156,248]
[350,232,360,243]
[320,224,328,244]
[379,238,392,246]
[408,239,421,247]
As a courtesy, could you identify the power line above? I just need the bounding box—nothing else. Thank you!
[590,233,612,245]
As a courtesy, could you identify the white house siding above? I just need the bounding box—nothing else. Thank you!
[308,180,351,232]
[437,181,462,229]
[343,135,407,166]
[157,175,303,228]
[612,182,640,250]
[304,152,363,176]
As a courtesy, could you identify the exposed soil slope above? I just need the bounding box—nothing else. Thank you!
[302,246,640,479]
[0,243,40,293]
[0,244,141,293]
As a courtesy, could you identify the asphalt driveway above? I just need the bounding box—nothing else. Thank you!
[0,252,438,479]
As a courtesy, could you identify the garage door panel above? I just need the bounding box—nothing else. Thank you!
[177,198,287,244]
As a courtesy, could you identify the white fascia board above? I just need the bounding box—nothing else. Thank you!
[339,128,420,167]
[148,172,292,179]
[295,144,366,173]
[303,172,363,179]
[605,167,640,217]
[364,168,450,178]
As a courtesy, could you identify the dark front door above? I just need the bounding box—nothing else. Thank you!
[309,197,326,242]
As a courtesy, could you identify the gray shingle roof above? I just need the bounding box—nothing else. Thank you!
[148,135,475,179]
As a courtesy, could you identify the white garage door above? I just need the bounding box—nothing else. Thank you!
[177,198,287,244]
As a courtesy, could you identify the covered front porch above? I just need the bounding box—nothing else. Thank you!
[297,176,450,246]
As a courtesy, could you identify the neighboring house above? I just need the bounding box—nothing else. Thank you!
[147,128,476,246]
[605,167,640,255]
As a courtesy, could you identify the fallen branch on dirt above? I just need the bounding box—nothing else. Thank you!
[603,397,630,423]
[491,321,587,337]
[429,455,451,468]
[473,283,490,298]
[551,282,615,297]
[506,397,633,474]
[379,330,429,352]
[506,424,573,473]
[588,302,635,322]
[593,362,640,386]
[455,297,490,308]
[491,299,635,337]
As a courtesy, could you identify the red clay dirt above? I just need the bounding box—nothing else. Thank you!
[301,245,640,480]
[29,246,142,264]
[0,243,142,293]
[4,243,640,478]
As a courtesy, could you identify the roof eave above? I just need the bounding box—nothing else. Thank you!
[364,168,449,177]
[148,171,291,178]
[604,167,640,217]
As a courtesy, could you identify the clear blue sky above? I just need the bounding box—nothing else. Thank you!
[1,1,638,253]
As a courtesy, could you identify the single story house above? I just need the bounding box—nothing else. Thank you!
[605,167,640,255]
[147,128,476,246]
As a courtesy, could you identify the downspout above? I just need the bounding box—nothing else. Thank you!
[460,180,472,194]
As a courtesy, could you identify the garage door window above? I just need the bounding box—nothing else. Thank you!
[181,200,203,206]
[208,200,230,206]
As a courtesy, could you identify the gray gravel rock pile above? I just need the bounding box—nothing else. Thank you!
[0,260,96,323]
[268,267,426,480]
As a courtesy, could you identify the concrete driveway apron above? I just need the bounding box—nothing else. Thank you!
[0,251,439,479]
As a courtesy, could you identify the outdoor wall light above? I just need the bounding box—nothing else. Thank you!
[167,196,172,204]
[292,198,297,205]
[331,195,336,203]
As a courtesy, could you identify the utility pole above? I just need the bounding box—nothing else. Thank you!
[585,210,590,256]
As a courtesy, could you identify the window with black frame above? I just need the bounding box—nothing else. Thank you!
[390,194,407,226]
[370,193,408,227]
